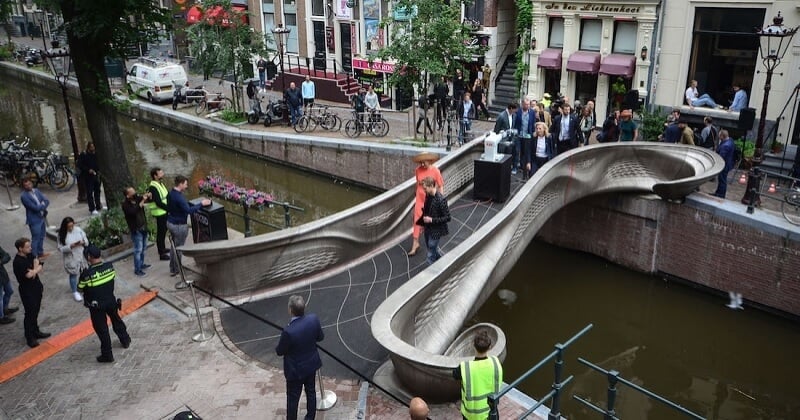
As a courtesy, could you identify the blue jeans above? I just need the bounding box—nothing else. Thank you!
[425,231,442,265]
[0,280,13,316]
[167,222,189,275]
[691,94,718,108]
[714,169,730,198]
[68,273,78,293]
[289,104,303,125]
[258,71,265,88]
[458,118,472,144]
[131,229,148,273]
[28,219,46,258]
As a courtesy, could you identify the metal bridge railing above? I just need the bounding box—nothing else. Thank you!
[573,357,706,420]
[488,324,593,420]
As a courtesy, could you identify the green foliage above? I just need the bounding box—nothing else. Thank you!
[638,106,666,142]
[84,208,127,250]
[734,138,755,159]
[376,0,489,95]
[514,0,533,92]
[187,0,270,112]
[217,109,246,123]
[0,44,12,60]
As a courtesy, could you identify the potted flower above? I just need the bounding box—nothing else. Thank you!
[770,140,784,154]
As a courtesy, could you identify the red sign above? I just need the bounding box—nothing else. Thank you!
[352,58,395,73]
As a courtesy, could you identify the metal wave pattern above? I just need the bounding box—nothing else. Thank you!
[179,144,481,298]
[370,143,724,402]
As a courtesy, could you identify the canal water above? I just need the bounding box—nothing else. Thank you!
[2,80,798,418]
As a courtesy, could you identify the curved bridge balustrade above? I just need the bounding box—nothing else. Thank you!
[179,141,486,299]
[370,143,724,402]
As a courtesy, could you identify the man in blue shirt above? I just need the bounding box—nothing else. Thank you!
[301,75,316,108]
[713,130,735,198]
[166,176,210,277]
[729,83,748,113]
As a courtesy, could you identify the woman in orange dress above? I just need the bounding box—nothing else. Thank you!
[409,152,444,256]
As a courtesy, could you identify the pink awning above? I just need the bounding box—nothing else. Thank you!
[566,51,601,74]
[600,53,637,78]
[537,48,562,69]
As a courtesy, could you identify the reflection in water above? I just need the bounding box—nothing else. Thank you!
[0,80,376,234]
[474,240,800,420]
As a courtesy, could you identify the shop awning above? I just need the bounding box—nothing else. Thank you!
[537,48,562,69]
[600,53,637,78]
[566,51,601,74]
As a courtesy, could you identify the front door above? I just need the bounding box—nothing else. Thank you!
[313,21,326,72]
[340,22,352,73]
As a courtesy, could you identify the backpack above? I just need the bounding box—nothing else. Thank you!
[701,125,718,149]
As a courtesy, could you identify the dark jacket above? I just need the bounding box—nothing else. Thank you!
[551,113,581,150]
[419,192,451,239]
[493,110,513,134]
[77,151,99,179]
[121,195,147,233]
[663,122,681,143]
[276,313,324,380]
[284,87,302,107]
[0,246,10,285]
[514,108,537,138]
[601,115,619,143]
[78,261,117,307]
[166,189,203,225]
[434,82,449,100]
[523,135,555,171]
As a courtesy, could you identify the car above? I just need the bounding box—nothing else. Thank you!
[127,57,187,104]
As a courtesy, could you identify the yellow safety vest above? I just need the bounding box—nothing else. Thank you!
[460,356,503,420]
[148,180,168,217]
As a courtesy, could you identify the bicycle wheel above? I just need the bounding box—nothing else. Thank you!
[247,112,260,124]
[782,192,800,225]
[322,114,341,131]
[294,115,312,133]
[218,98,234,112]
[49,167,73,191]
[344,120,361,138]
[195,99,207,115]
[373,118,390,137]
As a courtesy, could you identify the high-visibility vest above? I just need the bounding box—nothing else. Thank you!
[460,356,503,420]
[148,180,168,217]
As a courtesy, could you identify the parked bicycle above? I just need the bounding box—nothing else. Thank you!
[195,90,233,115]
[746,168,800,226]
[294,104,342,133]
[344,110,389,138]
[172,81,207,110]
[12,151,75,190]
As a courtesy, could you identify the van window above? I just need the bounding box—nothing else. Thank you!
[129,65,137,76]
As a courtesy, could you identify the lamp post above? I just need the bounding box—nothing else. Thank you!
[741,12,797,209]
[271,23,291,92]
[44,47,85,202]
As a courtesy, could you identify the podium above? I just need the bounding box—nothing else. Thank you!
[189,198,228,243]
[474,154,511,202]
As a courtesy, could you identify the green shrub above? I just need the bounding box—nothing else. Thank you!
[638,106,666,142]
[218,109,246,123]
[734,138,755,159]
[84,207,128,249]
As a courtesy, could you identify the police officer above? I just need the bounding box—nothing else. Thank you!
[453,329,503,420]
[78,245,131,363]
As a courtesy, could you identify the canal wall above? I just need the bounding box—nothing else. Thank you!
[0,62,415,191]
[537,192,800,319]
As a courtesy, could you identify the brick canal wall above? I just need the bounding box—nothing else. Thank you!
[537,193,800,318]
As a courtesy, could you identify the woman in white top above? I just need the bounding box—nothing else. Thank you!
[364,85,380,111]
[524,122,555,178]
[57,216,89,302]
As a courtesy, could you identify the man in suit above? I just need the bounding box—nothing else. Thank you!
[20,178,50,258]
[513,99,537,175]
[493,103,517,134]
[550,102,581,155]
[276,295,325,420]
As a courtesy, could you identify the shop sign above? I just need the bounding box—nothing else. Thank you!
[544,3,641,14]
[353,57,396,73]
[335,0,352,19]
[393,5,418,21]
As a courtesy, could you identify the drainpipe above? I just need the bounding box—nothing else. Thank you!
[646,0,667,110]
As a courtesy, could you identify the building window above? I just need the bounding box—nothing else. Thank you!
[687,7,764,107]
[285,13,298,53]
[312,0,324,17]
[579,20,601,51]
[264,13,275,49]
[612,21,637,55]
[549,18,564,48]
[464,0,484,25]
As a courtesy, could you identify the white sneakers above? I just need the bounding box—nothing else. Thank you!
[73,291,83,302]
[90,210,100,216]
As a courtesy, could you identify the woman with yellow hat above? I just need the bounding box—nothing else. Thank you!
[409,152,444,256]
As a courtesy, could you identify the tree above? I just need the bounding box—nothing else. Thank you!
[186,0,270,113]
[38,0,172,208]
[376,0,487,140]
[0,0,13,43]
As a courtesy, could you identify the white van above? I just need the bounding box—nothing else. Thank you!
[127,57,188,103]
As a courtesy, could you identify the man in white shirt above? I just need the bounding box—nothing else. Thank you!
[685,80,719,108]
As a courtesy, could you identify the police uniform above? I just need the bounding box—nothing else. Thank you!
[78,246,130,362]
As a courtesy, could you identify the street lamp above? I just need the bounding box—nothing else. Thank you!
[271,23,291,92]
[44,46,85,202]
[741,12,797,209]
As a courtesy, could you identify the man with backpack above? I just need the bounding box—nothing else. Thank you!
[698,116,718,150]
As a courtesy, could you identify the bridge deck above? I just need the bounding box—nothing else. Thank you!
[219,177,527,379]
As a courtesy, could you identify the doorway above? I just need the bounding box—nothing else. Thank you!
[313,21,326,72]
[340,23,352,73]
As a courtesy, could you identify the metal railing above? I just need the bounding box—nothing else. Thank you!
[201,197,305,237]
[488,324,593,420]
[573,358,705,419]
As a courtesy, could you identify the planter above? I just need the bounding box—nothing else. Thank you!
[100,236,133,258]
